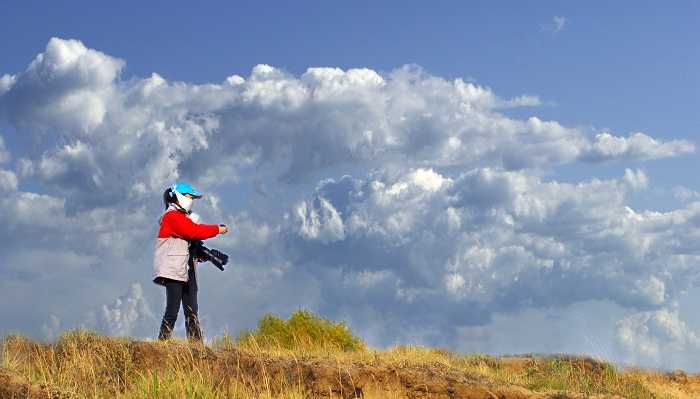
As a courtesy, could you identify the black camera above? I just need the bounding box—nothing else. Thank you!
[191,240,229,271]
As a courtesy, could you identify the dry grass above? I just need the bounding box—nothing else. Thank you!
[1,330,698,398]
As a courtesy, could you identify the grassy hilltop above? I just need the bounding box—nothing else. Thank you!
[1,310,698,398]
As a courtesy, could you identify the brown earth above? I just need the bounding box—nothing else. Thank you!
[2,340,700,398]
[0,368,75,399]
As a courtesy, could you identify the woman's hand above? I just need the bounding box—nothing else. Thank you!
[219,224,228,234]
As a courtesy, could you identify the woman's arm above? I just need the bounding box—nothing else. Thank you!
[159,211,221,241]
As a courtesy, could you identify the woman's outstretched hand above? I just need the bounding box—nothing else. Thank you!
[219,224,228,234]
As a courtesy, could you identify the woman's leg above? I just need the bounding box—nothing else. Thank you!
[159,279,184,340]
[182,288,202,342]
[182,265,202,342]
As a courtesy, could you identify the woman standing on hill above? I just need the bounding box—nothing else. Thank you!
[153,182,227,342]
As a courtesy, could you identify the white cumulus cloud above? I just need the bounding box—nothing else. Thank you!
[617,309,700,369]
[82,283,158,338]
[0,38,699,371]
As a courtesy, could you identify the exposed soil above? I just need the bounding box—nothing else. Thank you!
[2,340,700,398]
[0,368,74,399]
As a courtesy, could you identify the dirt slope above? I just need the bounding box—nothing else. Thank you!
[2,339,700,398]
[0,368,74,399]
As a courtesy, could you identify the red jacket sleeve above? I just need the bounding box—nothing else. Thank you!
[158,210,219,241]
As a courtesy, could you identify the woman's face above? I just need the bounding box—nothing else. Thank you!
[176,193,195,204]
[176,192,196,212]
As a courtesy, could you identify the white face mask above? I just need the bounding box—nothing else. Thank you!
[174,190,194,212]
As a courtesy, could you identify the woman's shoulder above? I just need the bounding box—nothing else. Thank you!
[161,207,187,221]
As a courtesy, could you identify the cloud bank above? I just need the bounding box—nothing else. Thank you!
[1,38,699,371]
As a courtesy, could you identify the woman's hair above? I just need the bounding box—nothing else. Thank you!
[163,188,178,210]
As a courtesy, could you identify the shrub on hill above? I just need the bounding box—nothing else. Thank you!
[239,309,366,351]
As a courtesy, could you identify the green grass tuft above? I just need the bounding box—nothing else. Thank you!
[238,309,366,352]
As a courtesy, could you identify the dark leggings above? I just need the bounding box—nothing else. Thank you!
[158,265,202,342]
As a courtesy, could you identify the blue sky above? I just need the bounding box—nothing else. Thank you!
[1,1,700,372]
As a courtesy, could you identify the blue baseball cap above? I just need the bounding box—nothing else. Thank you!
[171,182,202,198]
